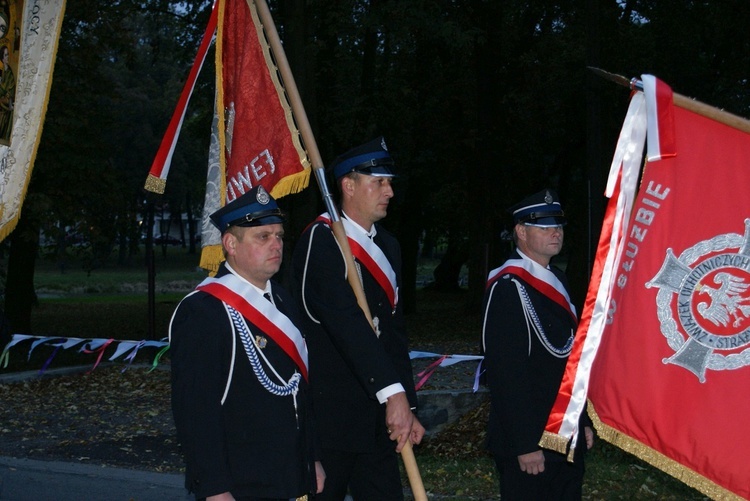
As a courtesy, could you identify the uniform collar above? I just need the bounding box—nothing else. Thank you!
[342,210,377,239]
[225,262,271,297]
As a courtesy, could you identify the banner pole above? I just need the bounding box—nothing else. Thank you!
[588,66,750,134]
[252,1,427,499]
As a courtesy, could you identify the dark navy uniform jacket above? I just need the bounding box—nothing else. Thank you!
[482,250,590,462]
[291,218,417,453]
[170,264,317,499]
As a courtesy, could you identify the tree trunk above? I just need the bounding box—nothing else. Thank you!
[397,181,422,314]
[432,231,467,292]
[4,210,40,334]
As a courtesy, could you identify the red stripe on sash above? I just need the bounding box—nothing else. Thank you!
[487,265,577,323]
[313,215,397,309]
[198,282,308,381]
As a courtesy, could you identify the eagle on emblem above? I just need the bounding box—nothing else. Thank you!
[696,272,750,328]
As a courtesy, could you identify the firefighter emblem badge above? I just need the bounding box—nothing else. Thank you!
[646,219,750,382]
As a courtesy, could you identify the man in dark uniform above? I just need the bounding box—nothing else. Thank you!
[291,137,424,500]
[481,189,594,500]
[170,185,325,501]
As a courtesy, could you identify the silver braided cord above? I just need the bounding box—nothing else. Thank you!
[228,306,301,397]
[512,278,574,357]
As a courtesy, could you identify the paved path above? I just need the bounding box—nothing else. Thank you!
[0,456,191,501]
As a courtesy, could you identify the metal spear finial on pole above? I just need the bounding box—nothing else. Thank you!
[587,66,642,91]
[588,67,750,134]
[253,1,428,499]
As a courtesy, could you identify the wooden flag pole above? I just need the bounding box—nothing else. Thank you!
[589,67,750,134]
[252,1,427,499]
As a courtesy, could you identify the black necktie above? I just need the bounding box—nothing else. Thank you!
[263,292,272,303]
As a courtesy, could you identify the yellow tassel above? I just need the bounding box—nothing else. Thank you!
[199,245,225,276]
[538,430,570,455]
[270,169,311,199]
[143,174,166,194]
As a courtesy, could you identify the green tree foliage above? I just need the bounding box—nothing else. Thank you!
[33,0,212,262]
[292,0,750,313]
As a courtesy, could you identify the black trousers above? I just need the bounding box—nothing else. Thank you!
[206,497,291,501]
[494,454,585,501]
[218,497,297,501]
[315,440,403,501]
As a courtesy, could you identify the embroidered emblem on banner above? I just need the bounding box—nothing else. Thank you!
[647,219,750,382]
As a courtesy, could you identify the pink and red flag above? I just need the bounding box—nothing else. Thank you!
[543,75,750,499]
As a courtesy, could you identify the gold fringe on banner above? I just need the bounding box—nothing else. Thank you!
[269,168,310,199]
[539,430,570,456]
[248,0,311,180]
[0,0,67,244]
[143,174,166,195]
[215,0,228,204]
[588,402,743,500]
[199,244,224,276]
[198,0,310,276]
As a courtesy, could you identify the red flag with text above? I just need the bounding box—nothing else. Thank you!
[217,0,309,202]
[198,0,310,271]
[588,78,750,499]
[143,0,310,272]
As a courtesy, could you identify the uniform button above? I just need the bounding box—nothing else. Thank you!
[369,378,375,384]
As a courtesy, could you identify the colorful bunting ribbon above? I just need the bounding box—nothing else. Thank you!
[3,336,484,390]
[1,334,171,374]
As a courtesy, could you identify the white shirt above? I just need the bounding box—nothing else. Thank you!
[225,262,273,304]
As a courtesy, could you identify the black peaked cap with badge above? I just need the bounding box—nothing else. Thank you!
[509,188,567,227]
[209,185,286,233]
[330,136,396,180]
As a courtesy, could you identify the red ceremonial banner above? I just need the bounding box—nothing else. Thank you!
[589,84,750,499]
[145,0,309,199]
[217,0,309,203]
[197,0,310,272]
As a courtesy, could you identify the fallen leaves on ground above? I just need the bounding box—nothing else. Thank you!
[0,365,182,472]
[421,400,490,459]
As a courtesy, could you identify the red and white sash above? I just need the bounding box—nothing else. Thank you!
[196,273,309,381]
[486,254,577,323]
[315,213,398,309]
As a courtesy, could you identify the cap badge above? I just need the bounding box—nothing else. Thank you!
[544,190,553,204]
[256,186,270,205]
[381,137,388,151]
